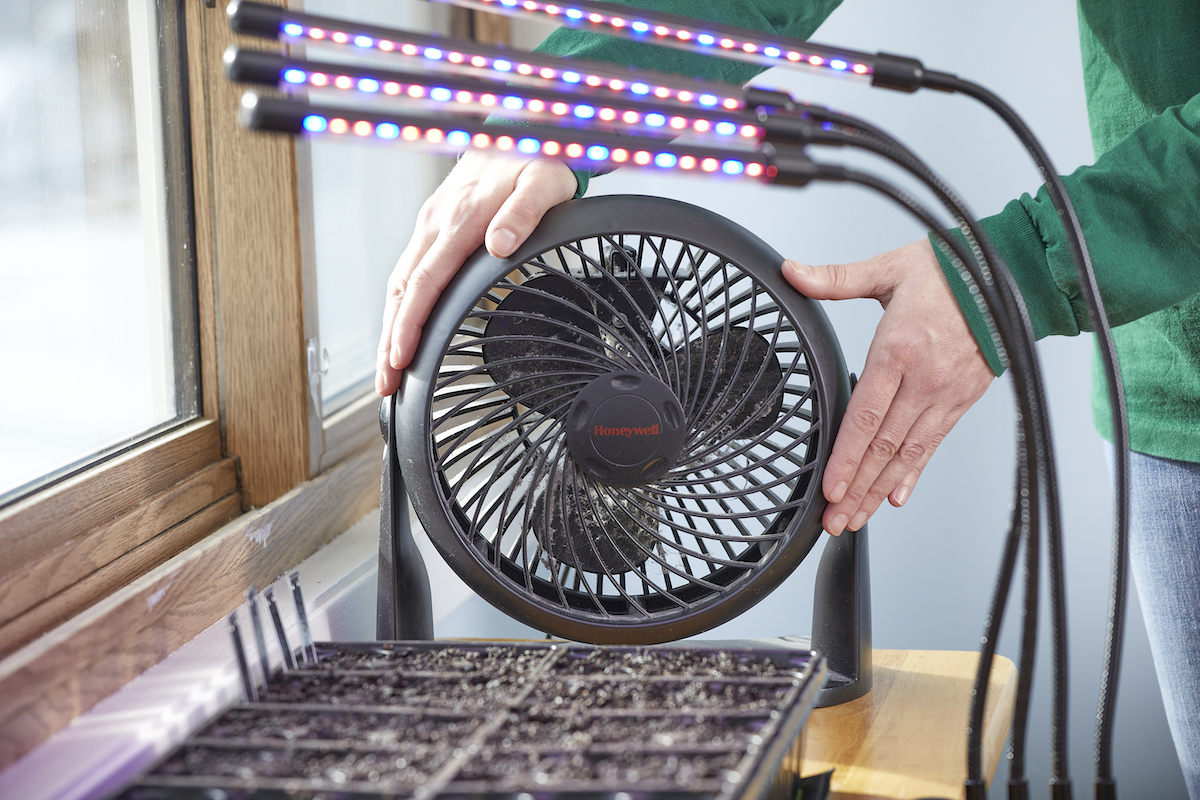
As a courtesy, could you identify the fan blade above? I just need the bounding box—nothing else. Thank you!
[533,469,659,575]
[683,328,784,438]
[482,274,602,411]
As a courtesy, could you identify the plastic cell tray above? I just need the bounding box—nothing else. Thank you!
[110,641,826,800]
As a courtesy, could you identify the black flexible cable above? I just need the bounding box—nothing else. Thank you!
[781,117,1055,788]
[926,74,1131,791]
[805,162,1044,788]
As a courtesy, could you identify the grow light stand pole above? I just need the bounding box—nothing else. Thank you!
[377,393,435,641]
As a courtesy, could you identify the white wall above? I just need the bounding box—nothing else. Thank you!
[435,1,1187,796]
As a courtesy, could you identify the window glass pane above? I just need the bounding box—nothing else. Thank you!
[301,0,452,414]
[0,0,196,503]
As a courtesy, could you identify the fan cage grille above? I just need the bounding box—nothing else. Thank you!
[426,231,824,625]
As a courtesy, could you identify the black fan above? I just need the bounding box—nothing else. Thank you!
[380,195,869,705]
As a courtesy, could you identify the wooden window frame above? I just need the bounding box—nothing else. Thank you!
[0,0,384,770]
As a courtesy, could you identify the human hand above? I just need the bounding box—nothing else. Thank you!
[375,151,578,396]
[782,238,996,535]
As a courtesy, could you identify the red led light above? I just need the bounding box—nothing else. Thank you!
[540,67,556,79]
[407,85,425,98]
[481,94,497,106]
[586,75,603,87]
[622,110,640,123]
[456,90,473,103]
[565,143,584,158]
[740,124,758,137]
[353,120,373,136]
[472,133,491,147]
[853,63,870,74]
[379,41,395,51]
[669,116,687,129]
[611,148,629,162]
[329,118,349,134]
[383,82,401,95]
[654,25,669,36]
[517,64,534,75]
[335,75,353,89]
[402,126,420,141]
[526,99,544,112]
[310,73,328,87]
[542,140,561,155]
[611,17,625,27]
[545,4,561,13]
[701,157,719,172]
[720,38,735,48]
[808,55,824,66]
[742,42,757,53]
[551,102,569,115]
[598,108,617,121]
[654,86,671,98]
[679,155,697,169]
[523,0,538,9]
[677,91,693,102]
[425,128,444,143]
[677,30,691,41]
[309,28,326,40]
[633,150,652,165]
[471,56,488,67]
[448,52,464,63]
[746,163,764,177]
[589,13,603,23]
[609,79,625,91]
[402,44,418,55]
[787,51,801,61]
[723,98,740,109]
[693,119,711,132]
[496,135,515,150]
[332,32,349,44]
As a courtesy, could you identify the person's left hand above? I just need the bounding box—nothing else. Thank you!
[781,238,996,535]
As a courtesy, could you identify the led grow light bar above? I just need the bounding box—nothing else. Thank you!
[240,92,780,180]
[433,0,875,79]
[227,1,746,112]
[224,47,762,144]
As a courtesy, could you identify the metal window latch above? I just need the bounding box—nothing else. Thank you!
[306,337,330,418]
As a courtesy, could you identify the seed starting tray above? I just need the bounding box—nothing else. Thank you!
[111,641,826,800]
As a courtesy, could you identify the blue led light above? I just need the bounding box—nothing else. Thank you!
[764,46,781,58]
[574,105,595,119]
[283,69,306,84]
[355,35,373,47]
[358,78,380,93]
[282,23,304,36]
[502,95,524,110]
[655,153,678,168]
[448,130,471,146]
[722,160,745,175]
[699,94,718,106]
[424,48,443,60]
[830,59,848,70]
[645,113,666,127]
[631,83,650,95]
[563,71,581,83]
[697,34,715,45]
[494,59,512,72]
[715,121,736,135]
[631,20,649,32]
[501,0,518,5]
[431,87,452,102]
[566,8,584,19]
[517,137,541,154]
[302,115,328,132]
[587,145,609,160]
[376,123,400,139]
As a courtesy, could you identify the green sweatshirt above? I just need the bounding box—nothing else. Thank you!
[536,1,1200,464]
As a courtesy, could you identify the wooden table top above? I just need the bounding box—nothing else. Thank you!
[800,649,1018,800]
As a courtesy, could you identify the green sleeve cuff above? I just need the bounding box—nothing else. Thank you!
[931,196,1085,376]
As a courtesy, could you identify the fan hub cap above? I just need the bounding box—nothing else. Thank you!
[567,371,685,487]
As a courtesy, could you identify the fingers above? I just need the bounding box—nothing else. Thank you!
[781,239,995,535]
[375,154,576,396]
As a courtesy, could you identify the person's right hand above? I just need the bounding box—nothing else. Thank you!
[375,150,578,396]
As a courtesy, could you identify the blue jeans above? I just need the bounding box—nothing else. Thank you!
[1126,449,1200,797]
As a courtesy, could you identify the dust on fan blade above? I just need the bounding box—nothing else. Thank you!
[533,468,660,575]
[684,328,784,438]
[483,274,603,412]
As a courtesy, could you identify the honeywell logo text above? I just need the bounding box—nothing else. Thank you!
[594,424,659,437]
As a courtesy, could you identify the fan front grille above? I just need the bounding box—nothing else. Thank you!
[427,231,822,628]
